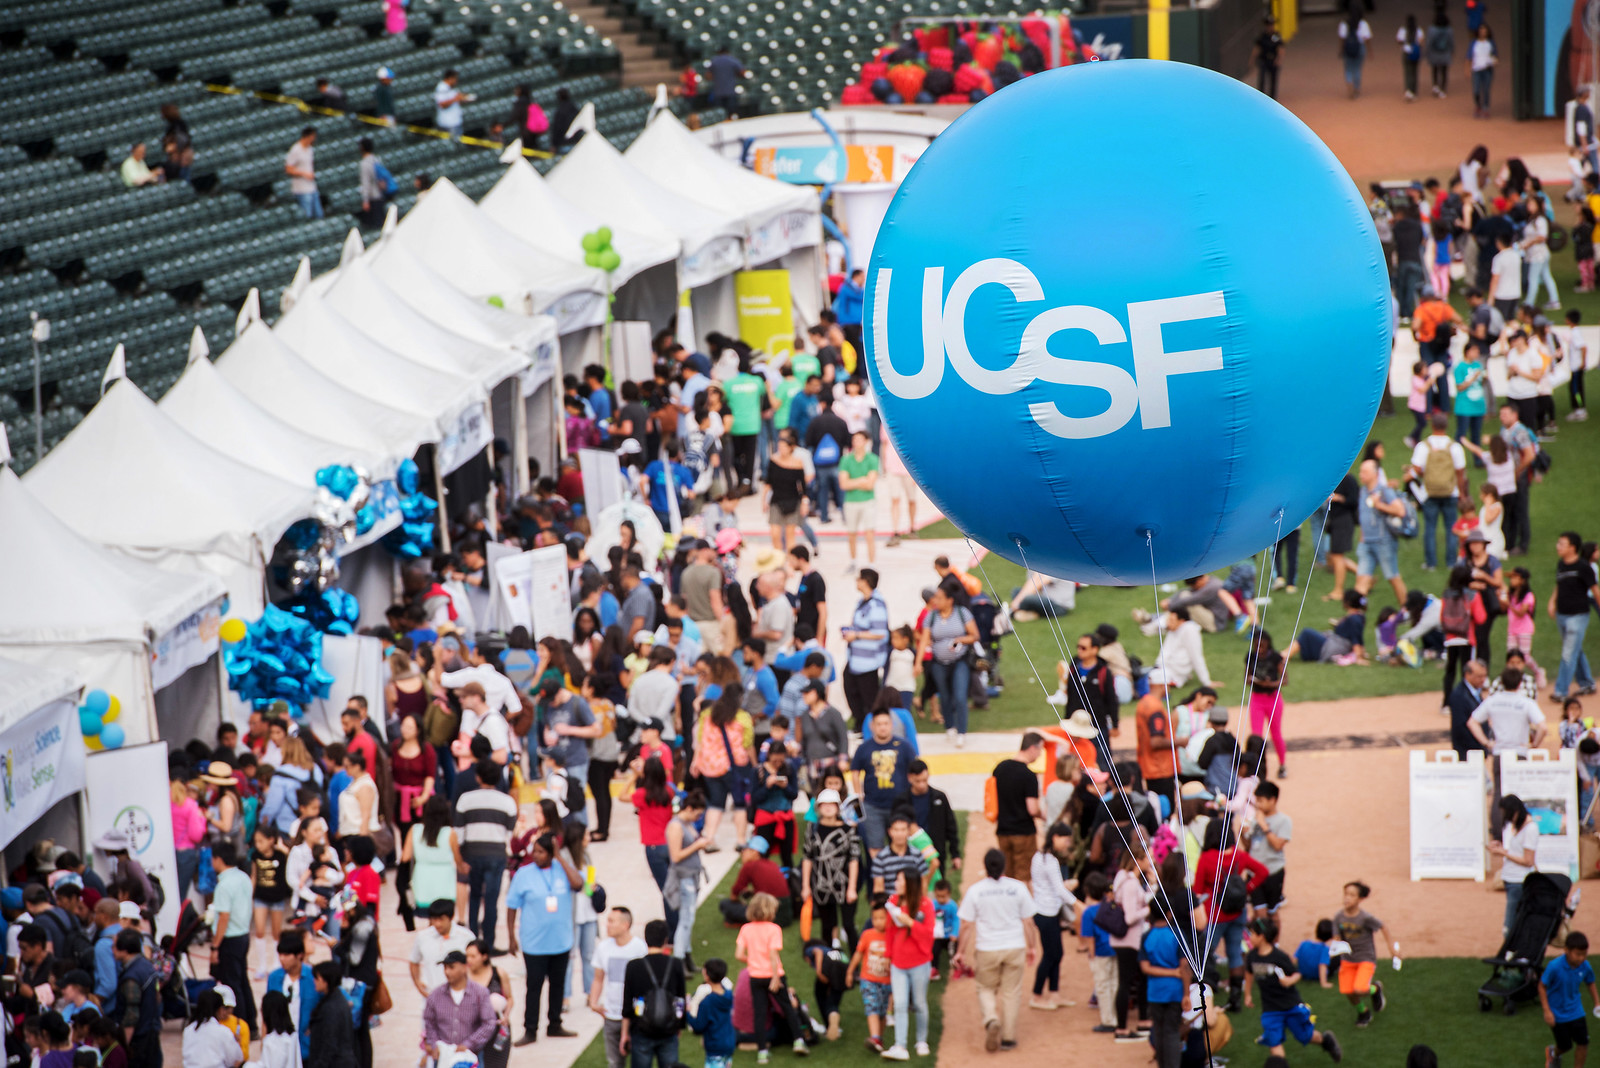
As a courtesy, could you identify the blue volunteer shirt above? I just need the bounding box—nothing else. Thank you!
[506,861,575,955]
[1080,904,1114,957]
[1295,940,1331,984]
[643,459,693,515]
[1542,955,1596,1023]
[1140,925,1185,1004]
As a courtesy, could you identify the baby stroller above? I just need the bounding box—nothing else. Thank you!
[1478,872,1575,1015]
[968,595,1008,700]
[156,901,214,1020]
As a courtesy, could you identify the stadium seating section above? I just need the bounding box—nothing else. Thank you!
[0,0,684,471]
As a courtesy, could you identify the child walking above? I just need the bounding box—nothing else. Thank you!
[1078,872,1120,1033]
[1541,931,1598,1068]
[1332,880,1400,1028]
[846,899,892,1053]
[1506,567,1547,688]
[686,958,737,1068]
[1243,916,1344,1062]
[1567,308,1589,422]
[929,879,959,980]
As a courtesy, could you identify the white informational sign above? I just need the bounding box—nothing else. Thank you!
[149,603,222,692]
[1409,749,1487,880]
[527,544,573,643]
[580,447,625,515]
[437,401,495,476]
[520,340,560,398]
[305,634,388,744]
[0,694,86,852]
[86,742,181,937]
[483,541,524,635]
[1501,749,1581,878]
[492,549,536,635]
[613,321,655,386]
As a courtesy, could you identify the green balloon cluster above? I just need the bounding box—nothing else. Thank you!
[582,226,622,273]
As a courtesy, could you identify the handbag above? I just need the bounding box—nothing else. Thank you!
[370,974,393,1015]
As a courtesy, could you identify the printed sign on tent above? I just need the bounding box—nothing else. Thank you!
[580,447,626,515]
[0,693,86,852]
[437,402,495,476]
[149,603,222,692]
[735,270,795,358]
[86,741,181,937]
[1408,749,1486,880]
[492,549,536,634]
[1501,749,1581,878]
[527,544,573,643]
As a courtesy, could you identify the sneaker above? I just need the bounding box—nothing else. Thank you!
[827,1011,841,1041]
[844,561,858,576]
[999,1041,1017,1051]
[1404,89,1415,100]
[915,1042,930,1057]
[1012,609,1040,622]
[985,1019,1001,1052]
[757,1051,771,1065]
[1568,409,1589,422]
[1271,576,1287,591]
[1234,614,1250,633]
[1029,998,1058,1011]
[886,533,902,547]
[1546,1044,1557,1068]
[874,1041,903,1058]
[956,734,966,748]
[864,1037,883,1054]
[946,728,957,742]
[547,1027,579,1038]
[793,1039,810,1057]
[1113,1033,1145,1044]
[1323,1030,1343,1062]
[1088,994,1098,1007]
[1372,980,1386,1013]
[1403,435,1417,449]
[1286,584,1297,594]
[1355,1009,1373,1029]
[1092,1025,1118,1033]
[514,1035,538,1047]
[1546,302,1562,311]
[252,968,268,980]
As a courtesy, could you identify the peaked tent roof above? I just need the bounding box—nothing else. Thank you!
[215,321,433,477]
[159,356,354,485]
[0,655,82,735]
[0,466,225,646]
[547,132,746,288]
[625,111,819,254]
[480,157,678,288]
[389,177,607,331]
[24,379,311,561]
[273,288,485,432]
[318,256,532,391]
[363,236,559,358]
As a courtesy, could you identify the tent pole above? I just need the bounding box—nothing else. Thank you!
[511,380,529,499]
[433,451,452,554]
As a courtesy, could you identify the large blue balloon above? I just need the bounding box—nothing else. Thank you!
[867,61,1390,585]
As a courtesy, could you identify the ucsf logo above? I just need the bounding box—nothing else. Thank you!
[871,258,1226,439]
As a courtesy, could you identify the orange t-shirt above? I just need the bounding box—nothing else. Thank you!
[1135,694,1178,782]
[857,929,891,985]
[737,920,784,978]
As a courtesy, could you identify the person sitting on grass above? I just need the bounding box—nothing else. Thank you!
[1241,916,1343,1063]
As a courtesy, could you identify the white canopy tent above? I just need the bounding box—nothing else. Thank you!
[548,132,746,292]
[481,156,678,289]
[160,336,356,486]
[0,466,226,748]
[215,319,434,478]
[24,378,311,619]
[0,656,84,866]
[389,178,607,334]
[274,288,491,477]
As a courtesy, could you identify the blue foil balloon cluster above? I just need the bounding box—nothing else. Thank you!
[315,464,378,538]
[380,458,438,559]
[223,604,336,711]
[283,588,361,635]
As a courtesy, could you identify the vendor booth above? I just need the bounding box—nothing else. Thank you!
[0,657,85,874]
[0,466,226,750]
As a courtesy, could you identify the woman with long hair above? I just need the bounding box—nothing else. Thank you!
[183,990,243,1068]
[1109,847,1154,1041]
[1440,564,1485,706]
[171,777,206,902]
[630,757,680,934]
[582,672,621,842]
[560,822,598,998]
[1338,7,1372,98]
[258,991,301,1068]
[336,750,381,846]
[401,794,463,916]
[691,689,754,847]
[466,940,513,1068]
[595,624,633,692]
[384,650,430,726]
[1029,824,1077,1010]
[1425,6,1454,96]
[918,584,980,743]
[570,608,603,673]
[87,1014,128,1068]
[1490,794,1539,935]
[389,714,436,930]
[884,870,935,1059]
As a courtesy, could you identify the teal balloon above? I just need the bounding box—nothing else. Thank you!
[599,249,622,272]
[100,723,125,749]
[584,250,603,267]
[581,232,603,253]
[596,226,613,247]
[79,709,103,736]
[83,689,110,716]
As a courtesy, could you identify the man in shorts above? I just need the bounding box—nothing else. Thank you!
[1243,917,1343,1063]
[881,423,917,546]
[1353,459,1409,604]
[1541,930,1598,1068]
[838,431,880,571]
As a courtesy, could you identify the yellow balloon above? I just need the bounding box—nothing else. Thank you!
[220,618,247,644]
[102,695,121,723]
[85,735,103,750]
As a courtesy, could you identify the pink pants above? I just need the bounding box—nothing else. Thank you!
[1430,264,1451,299]
[1249,689,1287,768]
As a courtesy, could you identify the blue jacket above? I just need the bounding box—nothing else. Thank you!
[687,985,736,1056]
[268,965,322,1060]
[832,280,864,326]
[261,762,314,835]
[93,923,123,1002]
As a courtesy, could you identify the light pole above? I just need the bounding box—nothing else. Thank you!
[29,310,49,459]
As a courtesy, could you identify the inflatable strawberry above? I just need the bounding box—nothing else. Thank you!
[887,61,926,101]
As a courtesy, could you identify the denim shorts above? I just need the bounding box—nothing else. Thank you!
[861,979,890,1017]
[1356,537,1400,579]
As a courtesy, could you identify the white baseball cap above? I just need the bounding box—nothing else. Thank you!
[814,789,841,805]
[118,901,141,921]
[376,67,395,80]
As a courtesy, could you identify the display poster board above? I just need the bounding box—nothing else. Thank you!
[1502,749,1581,879]
[87,742,180,936]
[1410,749,1487,880]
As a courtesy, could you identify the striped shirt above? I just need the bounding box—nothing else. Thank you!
[454,787,518,859]
[870,843,930,890]
[846,594,891,674]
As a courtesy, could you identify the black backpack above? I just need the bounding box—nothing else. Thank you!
[1341,29,1362,58]
[1218,873,1251,915]
[39,908,97,974]
[640,958,679,1033]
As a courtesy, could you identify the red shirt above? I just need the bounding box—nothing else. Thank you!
[885,895,935,969]
[346,864,381,907]
[1192,848,1269,924]
[730,856,790,900]
[345,729,379,780]
[632,790,673,845]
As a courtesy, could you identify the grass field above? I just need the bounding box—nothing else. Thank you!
[569,814,968,1068]
[915,297,1600,734]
